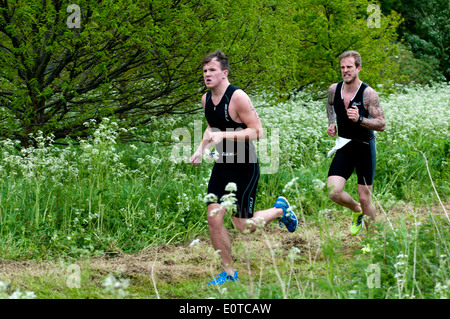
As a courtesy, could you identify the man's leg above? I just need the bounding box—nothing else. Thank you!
[356,137,377,231]
[209,204,286,272]
[207,205,283,275]
[357,184,376,230]
[207,203,234,275]
[327,175,361,212]
[328,175,368,235]
[232,207,283,233]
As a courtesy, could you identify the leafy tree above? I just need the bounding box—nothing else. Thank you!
[402,0,449,80]
[380,0,449,82]
[291,0,403,93]
[0,0,298,145]
[0,0,409,145]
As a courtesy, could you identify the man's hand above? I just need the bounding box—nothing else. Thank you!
[347,104,360,122]
[204,129,224,146]
[328,124,337,137]
[190,150,203,167]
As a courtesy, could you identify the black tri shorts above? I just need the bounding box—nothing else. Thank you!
[206,160,260,219]
[328,137,377,185]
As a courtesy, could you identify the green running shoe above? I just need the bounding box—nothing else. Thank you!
[207,271,238,286]
[350,211,364,236]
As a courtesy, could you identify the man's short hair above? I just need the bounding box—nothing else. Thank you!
[202,50,230,71]
[339,50,362,68]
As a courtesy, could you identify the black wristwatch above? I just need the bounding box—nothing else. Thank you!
[357,115,363,124]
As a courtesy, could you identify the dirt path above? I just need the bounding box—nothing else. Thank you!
[1,202,448,295]
[0,225,316,282]
[0,221,352,287]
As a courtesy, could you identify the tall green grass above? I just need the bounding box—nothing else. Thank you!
[0,83,448,299]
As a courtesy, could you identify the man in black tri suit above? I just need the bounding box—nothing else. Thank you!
[326,50,386,236]
[190,50,298,285]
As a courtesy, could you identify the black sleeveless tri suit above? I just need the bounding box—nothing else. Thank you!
[328,81,377,185]
[204,84,259,218]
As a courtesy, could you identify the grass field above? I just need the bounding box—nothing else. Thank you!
[0,83,449,299]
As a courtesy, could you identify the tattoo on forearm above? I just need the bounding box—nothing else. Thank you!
[362,89,385,131]
[327,85,336,124]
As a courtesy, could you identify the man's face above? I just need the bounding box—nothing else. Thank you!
[340,57,361,84]
[203,58,228,89]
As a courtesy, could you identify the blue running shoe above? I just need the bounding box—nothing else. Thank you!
[274,196,298,232]
[207,271,238,285]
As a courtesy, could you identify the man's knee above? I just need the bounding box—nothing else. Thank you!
[327,183,343,202]
[207,205,225,228]
[359,196,373,210]
[358,185,373,207]
[327,176,346,202]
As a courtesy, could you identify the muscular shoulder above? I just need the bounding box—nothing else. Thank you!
[229,89,250,111]
[229,88,260,124]
[363,86,380,108]
[363,85,377,96]
[230,88,247,103]
[328,83,338,92]
[327,83,338,101]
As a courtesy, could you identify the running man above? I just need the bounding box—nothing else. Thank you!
[190,50,298,285]
[326,50,386,235]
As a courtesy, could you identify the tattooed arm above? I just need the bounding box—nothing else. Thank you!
[327,83,337,137]
[361,87,386,132]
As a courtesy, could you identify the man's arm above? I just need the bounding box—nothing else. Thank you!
[327,83,337,137]
[190,94,211,166]
[361,87,386,132]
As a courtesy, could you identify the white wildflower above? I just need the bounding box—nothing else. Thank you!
[8,289,37,299]
[189,238,200,247]
[209,207,220,217]
[283,177,299,193]
[0,281,8,292]
[312,178,325,190]
[224,182,237,192]
[204,193,218,203]
[220,192,237,213]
